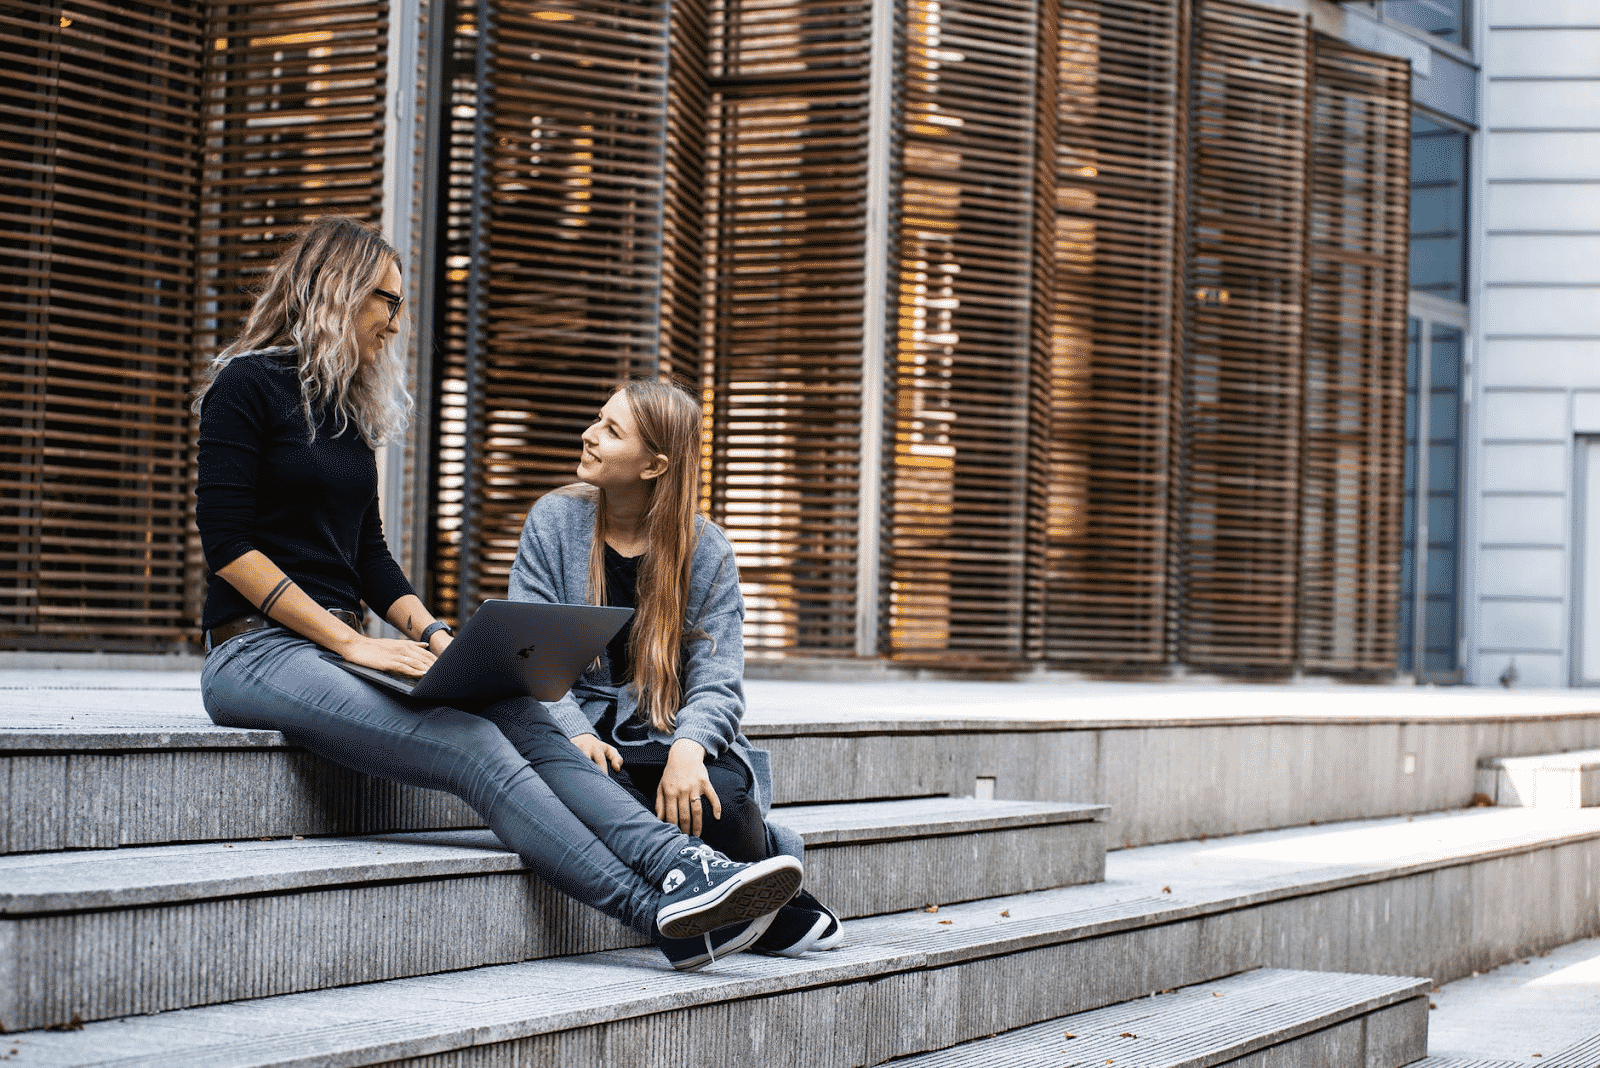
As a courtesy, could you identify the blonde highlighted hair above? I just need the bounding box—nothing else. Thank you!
[587,377,706,732]
[193,215,411,444]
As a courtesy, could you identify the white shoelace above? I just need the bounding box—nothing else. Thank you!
[682,843,732,882]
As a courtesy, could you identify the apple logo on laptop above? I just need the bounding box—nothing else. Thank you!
[516,644,536,660]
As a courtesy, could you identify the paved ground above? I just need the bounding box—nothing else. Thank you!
[1427,935,1600,1063]
[3,667,1599,731]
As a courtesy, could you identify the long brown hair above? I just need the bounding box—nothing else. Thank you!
[588,377,705,731]
[193,215,410,444]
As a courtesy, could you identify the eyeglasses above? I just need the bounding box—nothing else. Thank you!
[373,287,403,325]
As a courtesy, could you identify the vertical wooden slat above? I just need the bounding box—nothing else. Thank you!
[1297,35,1409,671]
[883,0,1053,661]
[1046,0,1182,664]
[1177,0,1308,668]
[703,0,876,656]
[1,1,204,647]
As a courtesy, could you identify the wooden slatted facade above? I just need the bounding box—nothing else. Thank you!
[4,0,1416,674]
[2,2,205,648]
[1177,0,1308,667]
[1297,37,1409,671]
[883,0,1055,661]
[429,0,690,621]
[701,0,876,655]
[1046,0,1184,664]
[196,0,389,354]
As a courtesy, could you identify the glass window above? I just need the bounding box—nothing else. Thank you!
[1410,115,1468,303]
[1383,0,1466,47]
[1399,315,1463,680]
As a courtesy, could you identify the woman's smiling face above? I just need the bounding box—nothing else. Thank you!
[354,260,402,368]
[577,392,665,490]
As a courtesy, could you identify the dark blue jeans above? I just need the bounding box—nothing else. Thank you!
[201,627,696,937]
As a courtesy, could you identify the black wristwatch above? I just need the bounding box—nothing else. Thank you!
[420,621,453,644]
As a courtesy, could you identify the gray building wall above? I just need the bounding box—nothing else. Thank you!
[1471,0,1600,687]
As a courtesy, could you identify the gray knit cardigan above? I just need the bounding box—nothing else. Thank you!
[507,485,802,860]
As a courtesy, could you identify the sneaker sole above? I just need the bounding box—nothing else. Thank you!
[656,856,803,940]
[669,912,776,972]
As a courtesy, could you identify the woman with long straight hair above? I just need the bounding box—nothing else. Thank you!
[509,377,843,970]
[195,216,801,969]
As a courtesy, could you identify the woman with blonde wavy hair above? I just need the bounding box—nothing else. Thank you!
[509,377,843,970]
[195,217,801,971]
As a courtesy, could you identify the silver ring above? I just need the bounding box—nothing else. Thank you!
[690,796,702,803]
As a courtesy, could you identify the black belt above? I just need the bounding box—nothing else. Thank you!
[205,608,364,652]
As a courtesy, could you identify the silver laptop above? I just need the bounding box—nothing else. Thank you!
[336,599,632,702]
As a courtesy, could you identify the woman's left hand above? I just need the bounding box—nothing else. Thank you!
[657,739,721,836]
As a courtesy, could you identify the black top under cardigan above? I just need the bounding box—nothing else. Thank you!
[195,349,413,630]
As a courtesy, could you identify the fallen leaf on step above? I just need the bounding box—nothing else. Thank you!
[1429,1002,1437,1009]
[923,905,939,913]
[999,909,1010,917]
[1063,1032,1076,1039]
[1213,992,1224,997]
[938,920,952,925]
[1120,1032,1136,1038]
[1161,886,1171,893]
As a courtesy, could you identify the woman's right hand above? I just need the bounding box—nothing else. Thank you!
[570,732,624,772]
[339,635,437,679]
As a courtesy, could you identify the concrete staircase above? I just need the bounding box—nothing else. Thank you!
[4,681,1600,1065]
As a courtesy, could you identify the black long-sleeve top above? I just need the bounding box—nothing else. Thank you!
[195,348,414,631]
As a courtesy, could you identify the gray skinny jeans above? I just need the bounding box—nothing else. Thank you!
[201,627,694,937]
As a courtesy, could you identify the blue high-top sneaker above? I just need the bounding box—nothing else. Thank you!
[654,844,802,940]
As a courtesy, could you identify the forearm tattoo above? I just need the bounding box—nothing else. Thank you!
[259,577,294,617]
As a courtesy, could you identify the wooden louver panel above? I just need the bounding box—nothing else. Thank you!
[432,0,682,620]
[702,0,875,656]
[1177,1,1309,667]
[884,0,1054,661]
[196,0,389,358]
[1297,36,1409,671]
[1045,0,1182,663]
[1,1,204,647]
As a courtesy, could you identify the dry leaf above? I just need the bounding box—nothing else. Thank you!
[1064,1032,1076,1040]
[1120,1032,1137,1038]
[1161,886,1171,893]
[1429,1002,1438,1009]
[999,909,1010,917]
[1213,992,1224,998]
[938,920,953,926]
[924,905,939,913]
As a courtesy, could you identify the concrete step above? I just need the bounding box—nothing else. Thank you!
[8,806,1600,1066]
[1545,1032,1600,1067]
[13,675,1600,854]
[880,968,1429,1068]
[1409,1060,1533,1067]
[0,797,1104,1030]
[1477,749,1600,808]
